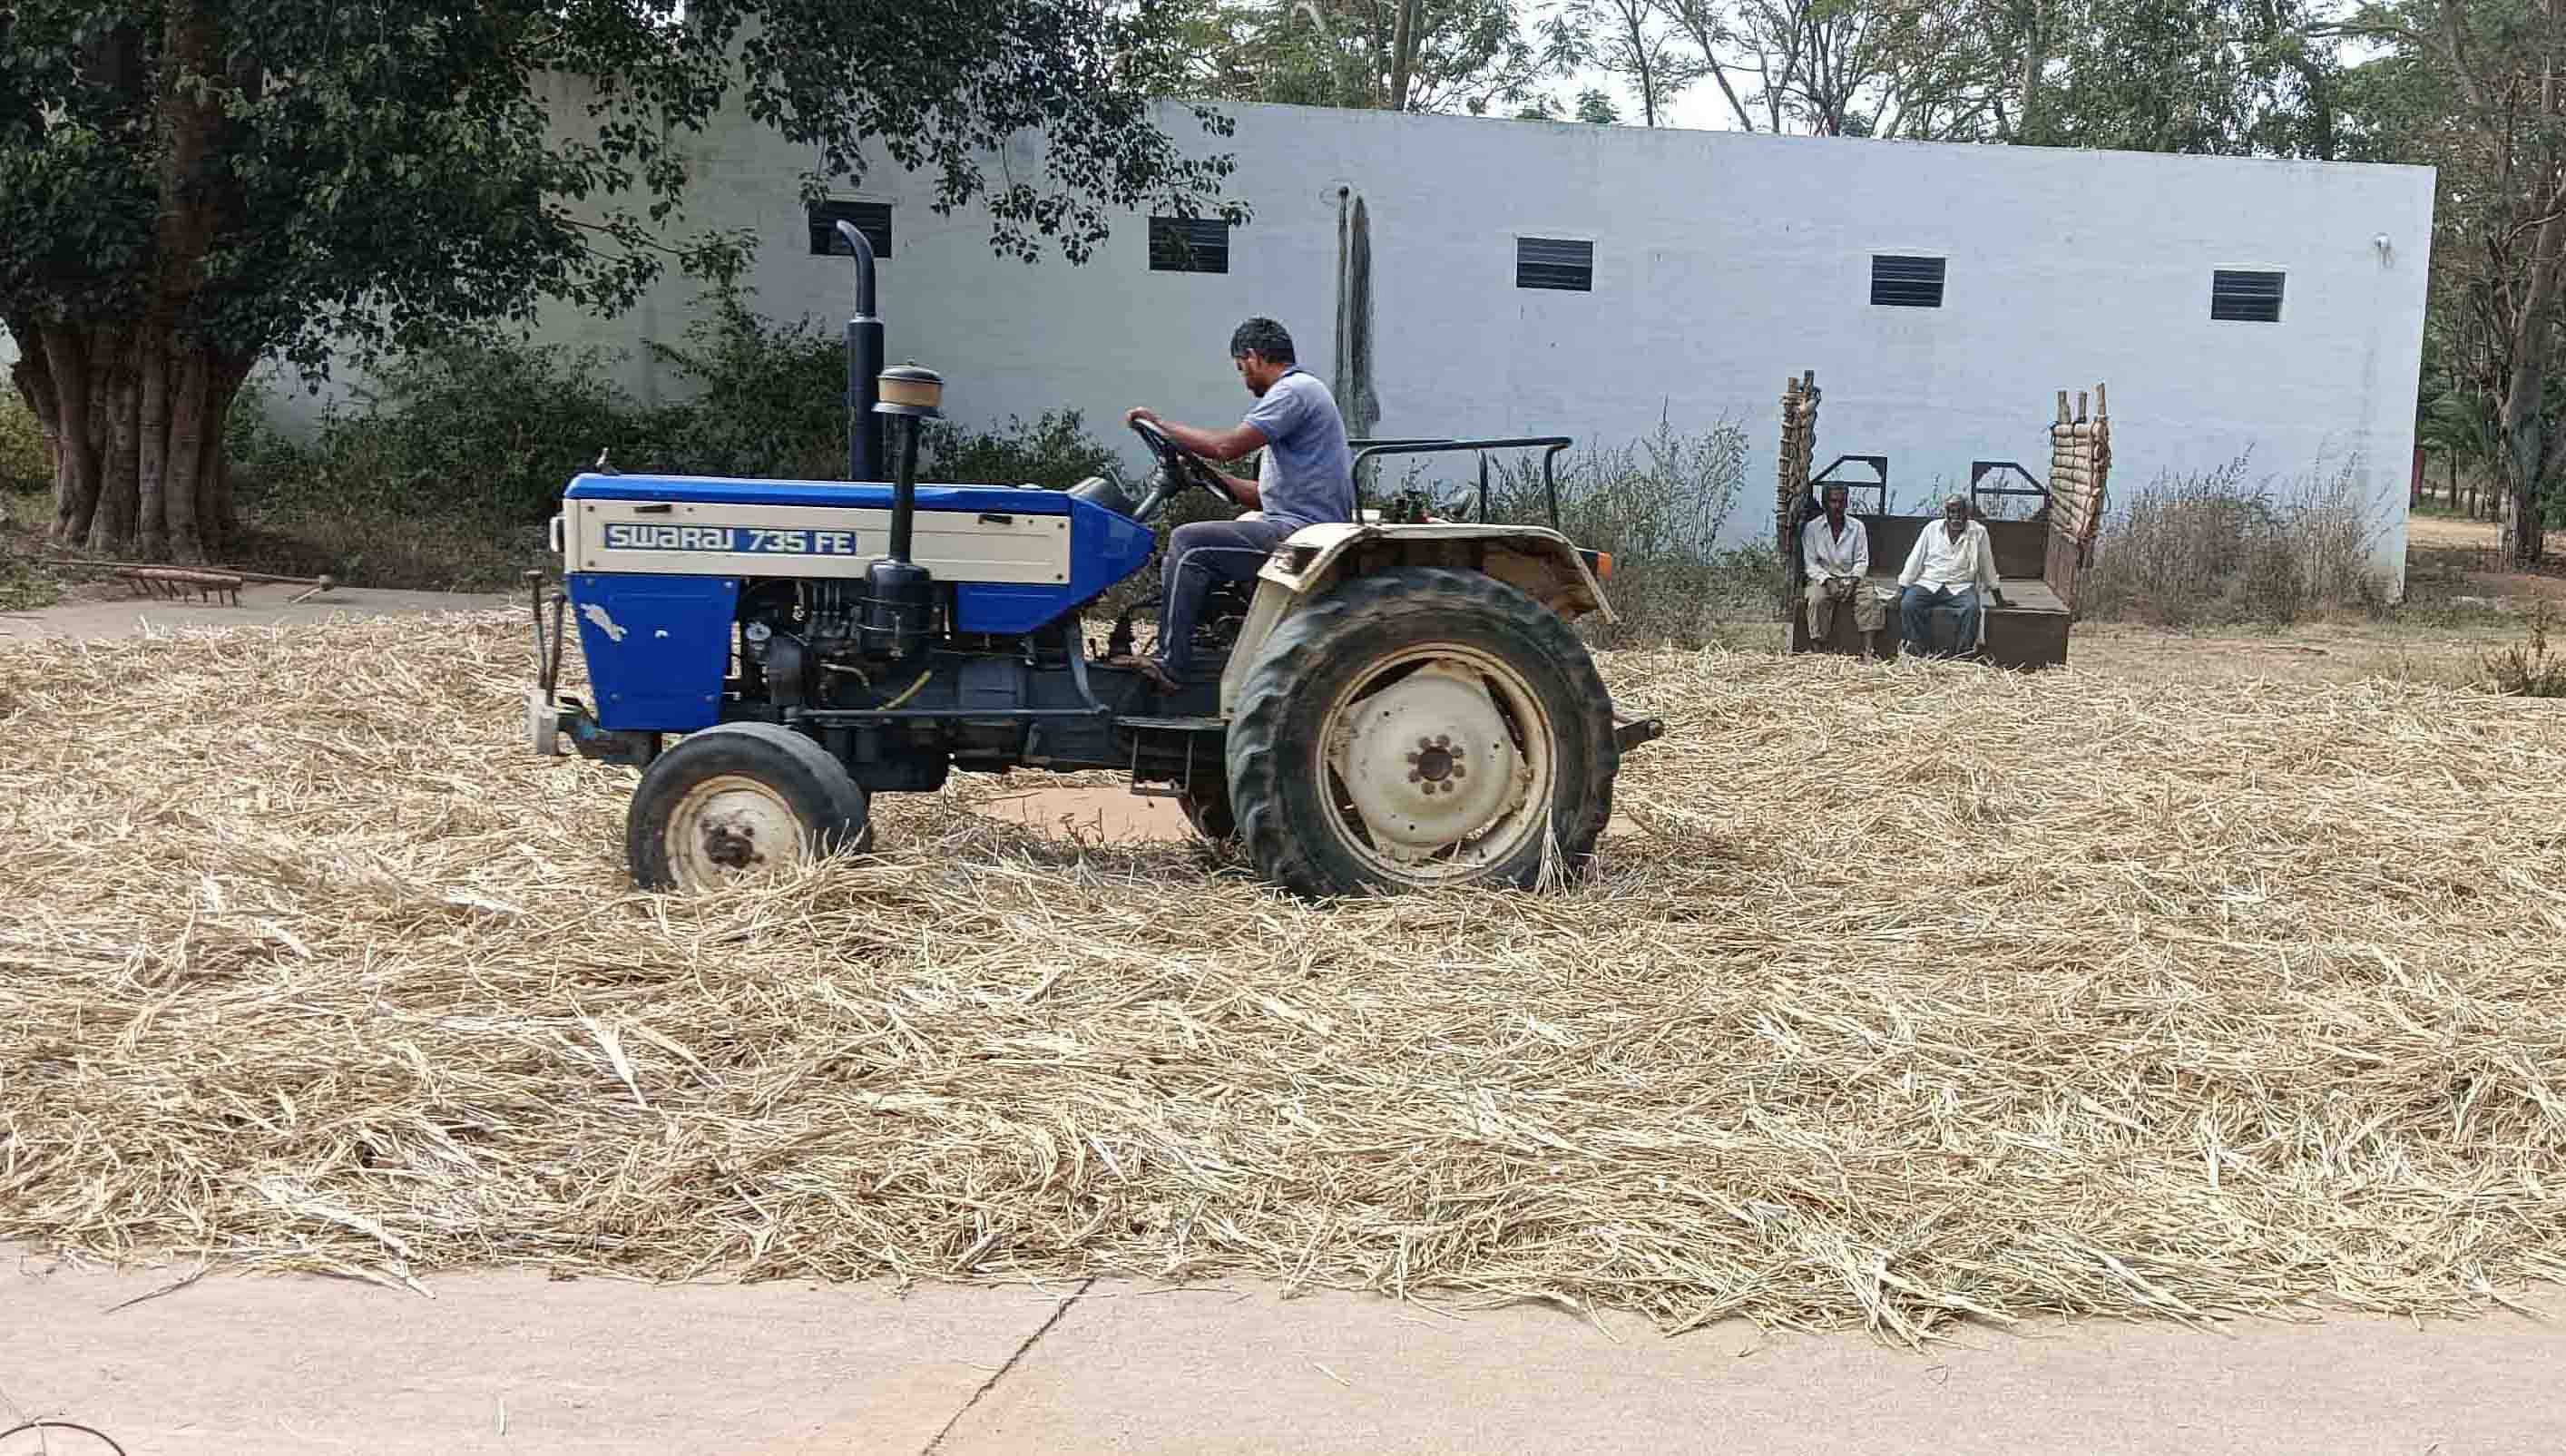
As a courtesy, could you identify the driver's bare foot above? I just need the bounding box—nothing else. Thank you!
[1106,654,1180,692]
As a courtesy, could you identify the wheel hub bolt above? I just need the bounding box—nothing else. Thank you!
[1406,734,1464,788]
[707,826,755,868]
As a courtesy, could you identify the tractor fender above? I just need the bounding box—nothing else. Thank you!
[1218,522,1617,717]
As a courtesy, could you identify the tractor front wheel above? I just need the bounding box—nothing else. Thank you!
[627,722,874,892]
[1225,568,1617,897]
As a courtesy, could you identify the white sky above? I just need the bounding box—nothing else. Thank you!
[1552,67,1741,131]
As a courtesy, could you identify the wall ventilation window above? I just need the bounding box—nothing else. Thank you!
[808,200,892,259]
[1516,237,1593,291]
[1870,254,1946,308]
[1150,217,1231,273]
[2210,269,2286,322]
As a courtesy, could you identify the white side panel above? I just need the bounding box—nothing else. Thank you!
[567,499,1072,583]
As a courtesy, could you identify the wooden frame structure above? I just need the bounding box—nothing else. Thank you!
[1778,374,2112,669]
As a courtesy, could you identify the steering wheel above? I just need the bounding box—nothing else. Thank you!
[1128,417,1249,513]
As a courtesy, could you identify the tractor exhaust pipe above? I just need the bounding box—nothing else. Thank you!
[837,219,885,483]
[864,363,944,659]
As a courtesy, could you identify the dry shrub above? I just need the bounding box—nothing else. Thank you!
[3,618,2565,1345]
[1462,413,1777,649]
[2481,605,2566,697]
[2080,456,2392,627]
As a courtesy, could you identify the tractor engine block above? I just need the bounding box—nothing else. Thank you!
[735,578,935,711]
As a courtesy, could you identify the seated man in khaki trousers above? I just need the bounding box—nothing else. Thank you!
[1800,483,1884,656]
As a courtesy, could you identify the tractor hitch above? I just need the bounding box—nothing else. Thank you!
[526,570,661,767]
[1613,715,1665,753]
[528,686,661,767]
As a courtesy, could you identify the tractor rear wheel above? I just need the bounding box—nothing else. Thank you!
[627,722,873,892]
[1225,567,1616,897]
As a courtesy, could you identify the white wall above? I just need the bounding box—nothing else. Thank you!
[478,94,2447,591]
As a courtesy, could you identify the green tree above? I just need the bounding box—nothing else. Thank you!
[1545,0,1701,126]
[2341,0,2566,562]
[1165,0,1548,114]
[1651,0,2345,150]
[1577,86,1626,122]
[0,2,1239,562]
[2036,0,2345,156]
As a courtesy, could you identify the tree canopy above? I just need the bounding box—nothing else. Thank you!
[1,0,1241,560]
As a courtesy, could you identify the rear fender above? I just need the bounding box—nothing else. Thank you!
[1217,523,1616,716]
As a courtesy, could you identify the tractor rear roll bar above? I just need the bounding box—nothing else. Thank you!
[1349,436,1573,529]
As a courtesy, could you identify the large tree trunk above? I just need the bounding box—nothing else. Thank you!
[94,328,142,554]
[135,342,171,559]
[15,4,254,564]
[2006,0,2050,143]
[1387,0,1421,111]
[25,326,239,563]
[38,329,101,544]
[2495,213,2566,566]
[2500,426,2545,564]
[9,315,66,524]
[202,354,253,557]
[163,349,211,562]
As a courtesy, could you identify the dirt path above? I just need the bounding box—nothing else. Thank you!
[0,580,517,641]
[971,781,1195,843]
[2406,512,2501,551]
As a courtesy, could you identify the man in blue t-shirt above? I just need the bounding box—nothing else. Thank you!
[1115,317,1356,691]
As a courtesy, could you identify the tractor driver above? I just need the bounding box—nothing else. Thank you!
[1114,317,1356,693]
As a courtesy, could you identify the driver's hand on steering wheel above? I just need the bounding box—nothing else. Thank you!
[1123,406,1160,429]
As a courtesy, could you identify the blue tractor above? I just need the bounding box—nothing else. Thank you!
[526,225,1664,898]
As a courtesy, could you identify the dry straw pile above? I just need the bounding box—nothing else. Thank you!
[3,612,2563,1344]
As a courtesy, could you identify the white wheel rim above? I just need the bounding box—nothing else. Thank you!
[1317,644,1555,886]
[663,773,811,891]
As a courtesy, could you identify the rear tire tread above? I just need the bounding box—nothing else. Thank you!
[1226,568,1617,898]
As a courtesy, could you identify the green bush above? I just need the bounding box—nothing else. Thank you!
[238,340,651,523]
[2,386,50,496]
[232,289,1130,530]
[2,386,60,606]
[926,410,1121,489]
[644,291,845,481]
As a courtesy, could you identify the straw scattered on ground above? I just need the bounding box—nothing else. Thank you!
[2,612,2563,1344]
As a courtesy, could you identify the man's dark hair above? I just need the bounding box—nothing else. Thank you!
[1229,317,1296,365]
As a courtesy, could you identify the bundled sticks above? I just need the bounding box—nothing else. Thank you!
[2047,384,2111,554]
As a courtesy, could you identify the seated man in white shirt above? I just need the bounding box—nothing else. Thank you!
[1896,495,2008,659]
[1799,484,1884,655]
